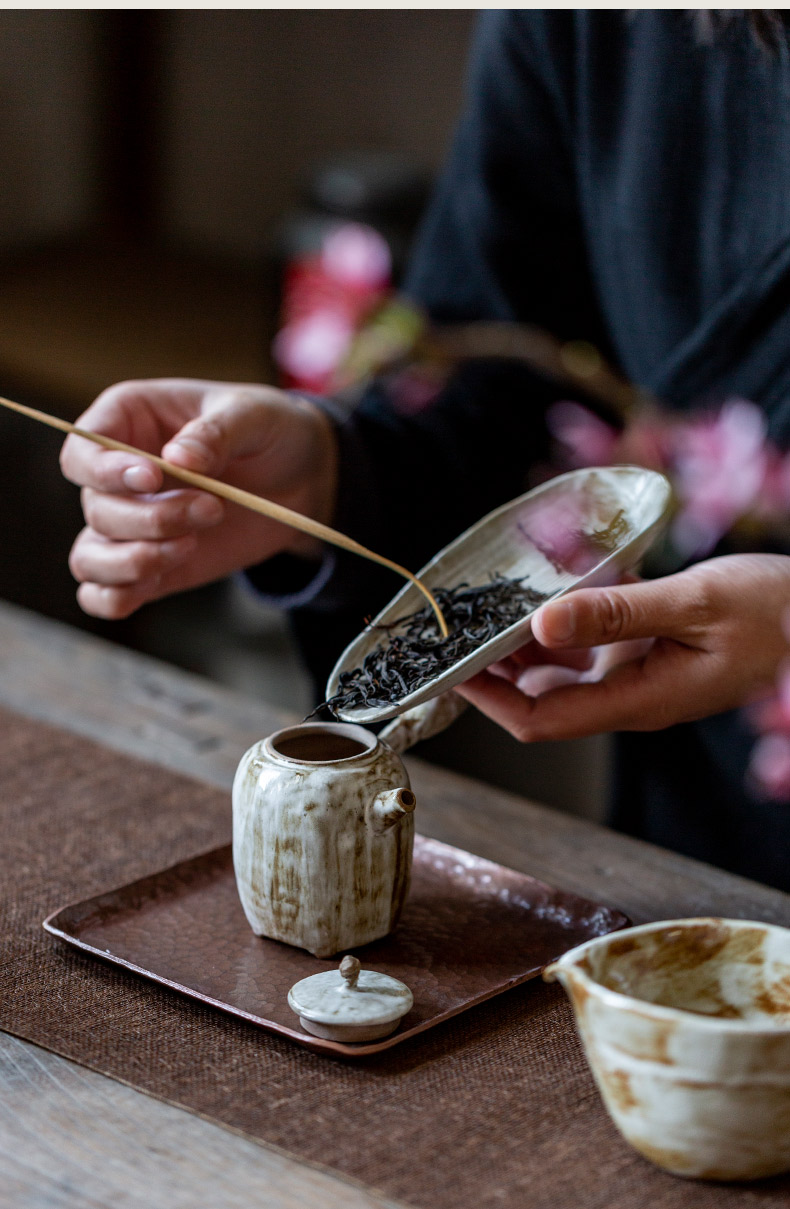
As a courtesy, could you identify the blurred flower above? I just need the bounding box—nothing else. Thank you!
[548,393,790,802]
[383,368,444,415]
[546,400,620,468]
[752,662,790,734]
[321,223,391,290]
[273,310,355,385]
[669,400,769,558]
[274,222,392,394]
[517,495,627,580]
[756,447,790,518]
[549,396,790,562]
[749,733,790,800]
[748,617,790,801]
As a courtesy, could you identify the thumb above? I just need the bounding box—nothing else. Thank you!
[162,389,275,476]
[532,574,696,649]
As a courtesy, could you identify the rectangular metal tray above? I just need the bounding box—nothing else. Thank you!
[44,835,627,1057]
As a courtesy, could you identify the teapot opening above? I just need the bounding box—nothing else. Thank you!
[271,723,375,764]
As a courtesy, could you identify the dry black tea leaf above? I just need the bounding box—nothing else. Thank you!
[318,574,549,718]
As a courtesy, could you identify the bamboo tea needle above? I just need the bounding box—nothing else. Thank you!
[0,393,449,637]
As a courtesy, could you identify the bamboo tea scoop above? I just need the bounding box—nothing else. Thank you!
[0,393,449,636]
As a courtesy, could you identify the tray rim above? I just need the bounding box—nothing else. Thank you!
[43,834,630,1058]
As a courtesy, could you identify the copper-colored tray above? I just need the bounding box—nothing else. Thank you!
[44,835,627,1057]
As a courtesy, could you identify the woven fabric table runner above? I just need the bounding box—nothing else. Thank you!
[2,705,788,1209]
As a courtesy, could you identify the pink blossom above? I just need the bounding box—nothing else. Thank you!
[321,224,392,290]
[273,310,355,388]
[547,392,790,800]
[670,400,769,557]
[387,370,443,416]
[748,614,790,801]
[752,650,790,731]
[749,733,790,800]
[755,447,790,518]
[517,494,620,579]
[547,401,619,468]
[274,222,392,392]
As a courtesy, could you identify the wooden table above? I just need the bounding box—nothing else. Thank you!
[3,599,790,1208]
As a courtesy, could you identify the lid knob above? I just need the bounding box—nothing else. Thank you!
[340,954,361,989]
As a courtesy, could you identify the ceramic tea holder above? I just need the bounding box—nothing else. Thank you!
[233,721,416,958]
[326,465,673,723]
[288,955,414,1042]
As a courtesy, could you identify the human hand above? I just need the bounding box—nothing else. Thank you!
[455,554,790,741]
[60,378,337,618]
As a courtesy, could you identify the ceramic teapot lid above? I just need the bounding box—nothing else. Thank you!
[288,956,414,1043]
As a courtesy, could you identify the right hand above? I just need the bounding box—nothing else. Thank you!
[60,378,338,619]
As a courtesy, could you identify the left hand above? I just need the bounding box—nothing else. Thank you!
[60,378,337,619]
[456,554,790,741]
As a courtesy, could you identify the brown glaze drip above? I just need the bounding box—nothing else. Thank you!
[629,1139,699,1177]
[601,1068,639,1112]
[683,1002,745,1020]
[755,974,790,1018]
[606,922,731,972]
[274,733,370,763]
[597,924,790,1022]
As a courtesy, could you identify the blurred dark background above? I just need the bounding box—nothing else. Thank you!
[0,10,609,818]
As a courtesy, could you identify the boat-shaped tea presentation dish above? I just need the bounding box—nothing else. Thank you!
[327,466,672,723]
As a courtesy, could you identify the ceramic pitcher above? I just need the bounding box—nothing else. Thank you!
[232,720,416,958]
[544,918,790,1180]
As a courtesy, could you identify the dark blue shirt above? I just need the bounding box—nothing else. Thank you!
[411,11,790,412]
[286,11,790,888]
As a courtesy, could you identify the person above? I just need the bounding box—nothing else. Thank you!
[61,11,790,888]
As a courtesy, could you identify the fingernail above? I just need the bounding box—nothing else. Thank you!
[543,600,575,643]
[123,464,157,492]
[160,537,196,563]
[168,436,212,470]
[188,495,223,526]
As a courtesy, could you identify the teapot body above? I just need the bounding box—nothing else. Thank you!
[232,722,415,957]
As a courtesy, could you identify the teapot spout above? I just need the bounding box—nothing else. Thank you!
[367,787,416,834]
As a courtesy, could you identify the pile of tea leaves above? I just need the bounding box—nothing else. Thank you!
[322,574,549,717]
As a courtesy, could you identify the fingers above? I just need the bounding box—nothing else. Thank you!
[505,647,712,739]
[459,557,790,743]
[59,377,333,621]
[81,487,224,541]
[69,527,198,587]
[512,664,588,696]
[457,658,641,742]
[458,641,715,742]
[69,523,203,621]
[161,388,283,475]
[76,582,158,620]
[455,671,541,737]
[60,378,184,494]
[61,442,163,496]
[62,380,291,500]
[532,573,711,651]
[60,377,258,492]
[490,643,594,681]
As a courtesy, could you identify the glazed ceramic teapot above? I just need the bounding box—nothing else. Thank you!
[233,720,418,958]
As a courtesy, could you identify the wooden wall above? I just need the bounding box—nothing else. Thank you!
[0,10,474,258]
